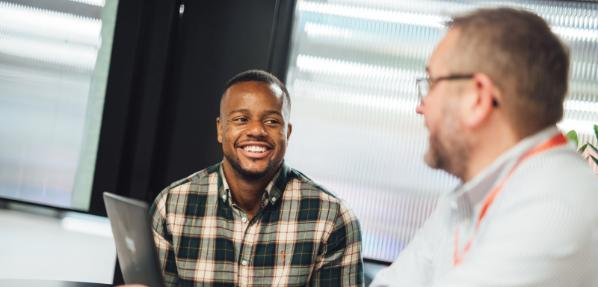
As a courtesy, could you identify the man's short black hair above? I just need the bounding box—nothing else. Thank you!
[224,69,291,112]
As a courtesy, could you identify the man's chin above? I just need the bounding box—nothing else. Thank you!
[424,149,442,170]
[233,161,272,180]
[237,168,269,180]
[224,155,280,181]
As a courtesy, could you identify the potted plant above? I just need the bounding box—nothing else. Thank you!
[566,125,598,174]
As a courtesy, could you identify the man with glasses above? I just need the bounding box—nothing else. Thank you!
[372,7,598,287]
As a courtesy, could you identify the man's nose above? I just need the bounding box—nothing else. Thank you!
[246,120,267,136]
[415,101,424,115]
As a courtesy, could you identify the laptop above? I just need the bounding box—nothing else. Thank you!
[103,192,165,287]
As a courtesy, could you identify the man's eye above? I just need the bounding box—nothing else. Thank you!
[232,117,248,123]
[264,119,280,126]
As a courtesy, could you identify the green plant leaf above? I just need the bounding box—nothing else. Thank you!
[590,143,598,154]
[594,125,598,141]
[579,143,588,153]
[566,130,579,147]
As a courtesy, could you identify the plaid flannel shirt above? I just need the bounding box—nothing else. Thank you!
[150,163,363,286]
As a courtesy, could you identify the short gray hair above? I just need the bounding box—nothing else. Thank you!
[448,7,569,136]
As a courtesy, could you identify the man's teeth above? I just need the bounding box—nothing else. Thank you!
[243,146,267,153]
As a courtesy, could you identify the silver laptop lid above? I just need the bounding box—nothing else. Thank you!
[103,192,165,287]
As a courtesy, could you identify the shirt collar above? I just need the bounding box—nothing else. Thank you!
[455,126,563,205]
[218,162,288,207]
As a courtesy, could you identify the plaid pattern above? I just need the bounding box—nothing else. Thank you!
[150,163,363,286]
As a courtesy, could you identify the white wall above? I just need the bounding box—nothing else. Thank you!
[0,204,116,284]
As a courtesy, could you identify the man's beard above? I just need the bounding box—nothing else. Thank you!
[224,154,275,181]
[424,114,470,180]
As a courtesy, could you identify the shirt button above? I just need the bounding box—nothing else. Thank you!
[271,197,276,203]
[241,259,248,266]
[241,217,248,223]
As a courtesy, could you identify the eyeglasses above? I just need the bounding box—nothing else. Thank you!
[415,73,474,104]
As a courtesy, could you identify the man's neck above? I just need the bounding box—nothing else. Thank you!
[221,161,277,219]
[462,125,521,182]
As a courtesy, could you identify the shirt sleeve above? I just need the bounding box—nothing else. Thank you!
[310,203,364,287]
[150,188,179,287]
[370,199,446,287]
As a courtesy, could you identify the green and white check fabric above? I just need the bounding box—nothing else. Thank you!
[150,163,363,286]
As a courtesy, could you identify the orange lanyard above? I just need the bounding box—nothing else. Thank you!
[453,133,568,266]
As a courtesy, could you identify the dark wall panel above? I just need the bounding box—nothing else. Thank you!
[147,1,285,201]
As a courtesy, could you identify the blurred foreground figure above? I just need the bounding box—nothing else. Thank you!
[372,7,598,287]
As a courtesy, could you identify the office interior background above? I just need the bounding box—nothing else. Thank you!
[1,0,597,284]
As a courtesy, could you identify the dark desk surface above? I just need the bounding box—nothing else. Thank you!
[0,279,111,287]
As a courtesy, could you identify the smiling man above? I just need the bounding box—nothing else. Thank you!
[150,70,363,287]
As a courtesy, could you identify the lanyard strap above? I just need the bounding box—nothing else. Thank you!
[453,133,568,266]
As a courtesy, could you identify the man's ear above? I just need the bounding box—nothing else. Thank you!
[286,123,293,141]
[465,73,498,128]
[216,117,222,143]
